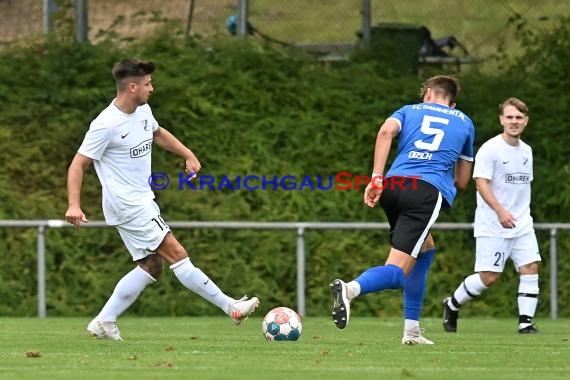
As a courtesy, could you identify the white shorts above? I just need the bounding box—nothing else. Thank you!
[116,201,170,261]
[474,232,541,273]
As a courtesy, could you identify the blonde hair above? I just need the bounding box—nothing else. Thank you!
[499,97,528,115]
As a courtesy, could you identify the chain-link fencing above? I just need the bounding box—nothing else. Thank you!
[247,0,569,61]
[1,0,568,61]
[0,0,232,43]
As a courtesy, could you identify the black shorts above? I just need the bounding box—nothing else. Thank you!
[379,178,442,257]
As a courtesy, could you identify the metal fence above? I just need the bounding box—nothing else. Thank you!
[0,220,568,319]
[2,1,569,61]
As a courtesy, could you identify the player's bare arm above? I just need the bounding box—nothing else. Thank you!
[475,177,516,228]
[364,118,400,208]
[65,153,93,227]
[454,158,473,191]
[153,127,201,177]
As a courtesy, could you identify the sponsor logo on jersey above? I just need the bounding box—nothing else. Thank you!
[130,139,153,158]
[408,150,433,160]
[505,172,531,184]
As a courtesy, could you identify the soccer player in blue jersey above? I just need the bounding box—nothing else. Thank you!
[330,75,474,344]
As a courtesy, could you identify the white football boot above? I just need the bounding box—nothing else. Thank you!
[229,296,260,326]
[87,318,123,341]
[402,326,434,345]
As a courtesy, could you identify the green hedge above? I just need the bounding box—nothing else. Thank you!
[0,18,569,318]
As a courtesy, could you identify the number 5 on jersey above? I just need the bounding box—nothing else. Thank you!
[414,115,449,151]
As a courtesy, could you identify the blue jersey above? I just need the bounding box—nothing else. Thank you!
[386,102,475,207]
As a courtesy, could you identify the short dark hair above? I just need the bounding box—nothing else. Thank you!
[112,58,155,89]
[420,75,460,105]
[499,97,528,116]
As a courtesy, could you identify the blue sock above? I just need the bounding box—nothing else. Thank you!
[403,248,436,321]
[355,264,405,295]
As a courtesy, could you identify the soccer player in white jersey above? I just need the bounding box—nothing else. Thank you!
[65,58,259,340]
[442,97,540,334]
[330,75,475,344]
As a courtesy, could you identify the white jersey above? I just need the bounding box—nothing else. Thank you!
[78,100,159,225]
[473,134,534,238]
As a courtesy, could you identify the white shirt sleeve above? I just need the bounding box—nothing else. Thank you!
[78,121,112,160]
[472,142,495,180]
[141,104,159,132]
[527,146,534,182]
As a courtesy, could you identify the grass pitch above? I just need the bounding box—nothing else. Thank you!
[0,317,568,380]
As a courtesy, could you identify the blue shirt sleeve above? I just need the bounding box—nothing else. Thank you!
[460,121,475,161]
[388,106,407,129]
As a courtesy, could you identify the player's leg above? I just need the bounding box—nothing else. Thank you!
[88,255,161,339]
[331,179,442,331]
[330,247,413,329]
[87,257,159,340]
[94,255,162,321]
[330,182,403,330]
[87,206,169,340]
[402,234,436,345]
[443,236,510,332]
[511,233,541,333]
[154,219,259,325]
[157,233,233,312]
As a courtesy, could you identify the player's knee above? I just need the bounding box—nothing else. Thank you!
[149,258,164,279]
[520,261,539,275]
[156,234,189,264]
[480,271,501,287]
[171,244,188,262]
[421,234,435,251]
[138,254,164,279]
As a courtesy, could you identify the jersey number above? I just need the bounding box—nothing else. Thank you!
[414,115,448,151]
[493,251,505,267]
[151,215,167,231]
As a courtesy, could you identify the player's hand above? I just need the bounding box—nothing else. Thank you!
[497,209,516,229]
[184,155,201,180]
[65,206,89,227]
[364,180,383,208]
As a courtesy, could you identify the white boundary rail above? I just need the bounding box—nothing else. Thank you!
[1,220,568,319]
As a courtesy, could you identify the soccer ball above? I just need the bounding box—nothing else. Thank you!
[262,307,302,341]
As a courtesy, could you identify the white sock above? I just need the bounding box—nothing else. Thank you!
[449,273,487,310]
[97,266,156,322]
[170,258,234,314]
[518,274,539,327]
[346,280,361,300]
[404,319,419,331]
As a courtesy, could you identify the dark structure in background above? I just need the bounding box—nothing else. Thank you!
[226,18,477,75]
[357,23,476,74]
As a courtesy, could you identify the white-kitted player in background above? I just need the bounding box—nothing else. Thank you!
[443,97,540,334]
